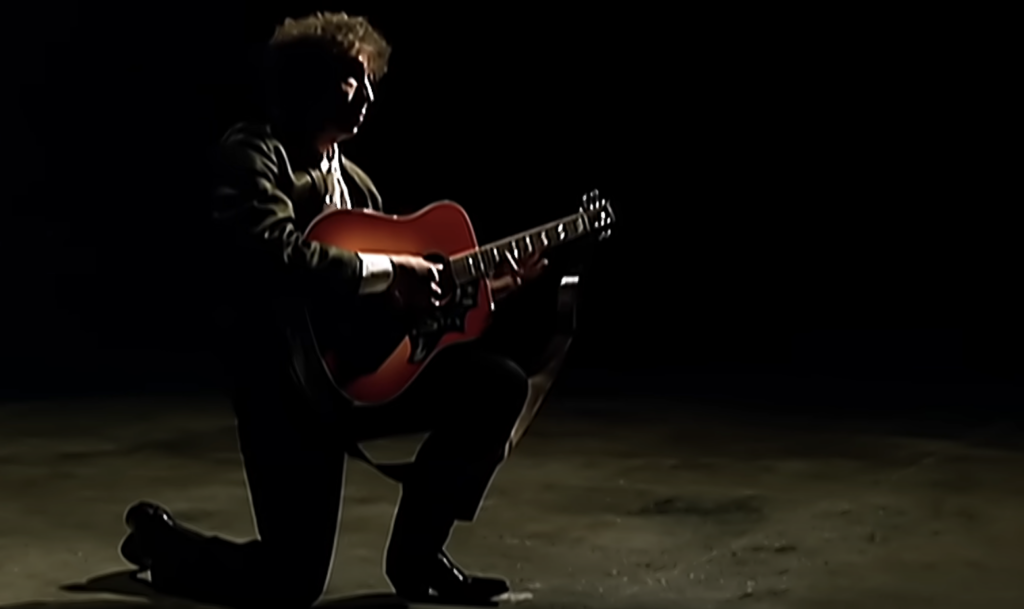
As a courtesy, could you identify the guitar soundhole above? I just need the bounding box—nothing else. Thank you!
[421,251,452,299]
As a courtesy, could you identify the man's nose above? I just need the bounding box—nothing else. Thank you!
[363,76,375,104]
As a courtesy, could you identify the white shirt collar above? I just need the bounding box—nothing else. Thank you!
[320,143,352,210]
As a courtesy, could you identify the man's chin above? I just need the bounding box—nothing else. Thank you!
[332,126,360,142]
[329,118,364,140]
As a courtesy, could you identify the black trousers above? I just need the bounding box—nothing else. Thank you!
[195,342,528,606]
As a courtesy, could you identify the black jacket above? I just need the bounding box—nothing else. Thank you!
[209,122,382,383]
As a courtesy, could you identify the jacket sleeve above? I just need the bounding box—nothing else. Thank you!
[210,135,364,301]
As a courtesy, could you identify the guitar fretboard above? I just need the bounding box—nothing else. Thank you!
[449,212,594,285]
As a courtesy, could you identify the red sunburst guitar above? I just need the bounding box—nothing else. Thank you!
[300,190,615,405]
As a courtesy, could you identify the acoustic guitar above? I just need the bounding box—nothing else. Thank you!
[302,190,615,405]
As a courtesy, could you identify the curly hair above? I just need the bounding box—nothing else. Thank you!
[269,12,391,80]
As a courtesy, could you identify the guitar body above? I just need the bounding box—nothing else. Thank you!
[302,191,614,407]
[304,201,494,405]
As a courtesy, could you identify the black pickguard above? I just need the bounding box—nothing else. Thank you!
[407,280,479,363]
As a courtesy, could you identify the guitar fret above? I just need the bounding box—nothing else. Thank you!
[450,207,610,286]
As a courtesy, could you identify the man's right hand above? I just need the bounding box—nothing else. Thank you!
[388,254,442,310]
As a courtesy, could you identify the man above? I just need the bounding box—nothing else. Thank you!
[118,12,547,608]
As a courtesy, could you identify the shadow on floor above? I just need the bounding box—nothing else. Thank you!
[0,569,409,609]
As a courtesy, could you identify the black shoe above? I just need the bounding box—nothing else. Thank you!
[386,549,510,605]
[120,501,207,594]
[119,531,149,570]
[119,501,173,572]
[125,501,180,535]
[120,501,266,609]
[124,500,209,550]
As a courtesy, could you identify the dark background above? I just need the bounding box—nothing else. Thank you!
[4,3,1019,420]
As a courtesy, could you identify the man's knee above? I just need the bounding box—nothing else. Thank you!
[427,347,529,433]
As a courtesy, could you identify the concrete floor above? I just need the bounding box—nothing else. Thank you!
[1,393,1023,609]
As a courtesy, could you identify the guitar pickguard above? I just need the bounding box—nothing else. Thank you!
[407,281,480,363]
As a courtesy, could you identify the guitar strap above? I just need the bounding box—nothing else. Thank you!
[507,273,580,454]
[345,441,415,483]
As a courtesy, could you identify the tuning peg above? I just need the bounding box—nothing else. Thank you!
[580,189,597,210]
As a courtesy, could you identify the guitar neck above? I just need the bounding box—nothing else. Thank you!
[448,211,594,285]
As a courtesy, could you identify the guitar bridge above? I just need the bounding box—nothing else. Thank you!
[406,281,480,363]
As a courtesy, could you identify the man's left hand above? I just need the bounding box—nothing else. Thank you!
[489,249,547,300]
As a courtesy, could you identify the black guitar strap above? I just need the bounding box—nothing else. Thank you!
[345,442,415,483]
[507,271,581,453]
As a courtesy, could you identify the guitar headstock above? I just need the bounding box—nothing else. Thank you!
[580,190,615,240]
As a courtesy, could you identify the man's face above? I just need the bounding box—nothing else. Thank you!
[325,54,375,142]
